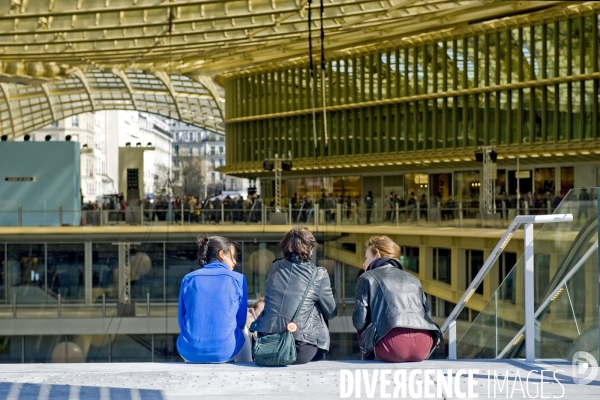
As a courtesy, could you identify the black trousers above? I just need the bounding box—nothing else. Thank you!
[293,341,318,365]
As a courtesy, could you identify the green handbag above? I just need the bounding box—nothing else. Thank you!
[253,265,318,367]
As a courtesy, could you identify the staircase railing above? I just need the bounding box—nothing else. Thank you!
[439,213,573,362]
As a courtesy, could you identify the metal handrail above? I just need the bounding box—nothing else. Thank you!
[440,213,573,362]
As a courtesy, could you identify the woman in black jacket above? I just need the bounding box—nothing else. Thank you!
[353,236,442,362]
[250,226,337,364]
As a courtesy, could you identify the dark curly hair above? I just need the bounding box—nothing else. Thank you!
[197,236,235,267]
[280,226,318,262]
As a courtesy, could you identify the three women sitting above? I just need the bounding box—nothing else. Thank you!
[177,230,440,364]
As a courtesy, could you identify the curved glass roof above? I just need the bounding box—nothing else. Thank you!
[0,0,566,138]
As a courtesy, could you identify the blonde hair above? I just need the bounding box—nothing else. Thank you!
[365,236,400,259]
[252,297,265,310]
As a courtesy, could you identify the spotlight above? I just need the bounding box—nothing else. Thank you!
[24,135,31,141]
[263,160,274,171]
[147,142,152,146]
[136,142,141,147]
[475,150,498,162]
[1,135,7,141]
[125,142,131,147]
[82,144,88,149]
[282,161,292,171]
[45,135,51,141]
[65,135,72,141]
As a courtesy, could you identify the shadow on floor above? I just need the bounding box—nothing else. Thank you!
[0,382,165,400]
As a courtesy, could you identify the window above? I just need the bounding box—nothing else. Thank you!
[432,248,451,284]
[465,249,484,295]
[400,246,420,273]
[219,146,224,154]
[497,252,517,302]
[72,115,79,127]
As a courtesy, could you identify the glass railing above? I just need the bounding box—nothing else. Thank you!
[456,188,598,359]
[0,202,566,228]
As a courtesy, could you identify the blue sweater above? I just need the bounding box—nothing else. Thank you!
[177,261,248,363]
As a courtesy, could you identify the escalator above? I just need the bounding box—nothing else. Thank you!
[455,189,599,360]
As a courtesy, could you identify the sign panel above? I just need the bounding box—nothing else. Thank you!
[5,177,37,182]
[515,170,531,179]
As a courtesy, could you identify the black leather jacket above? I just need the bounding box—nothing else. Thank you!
[250,256,337,350]
[353,260,442,348]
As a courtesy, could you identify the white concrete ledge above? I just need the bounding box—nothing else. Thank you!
[0,360,599,400]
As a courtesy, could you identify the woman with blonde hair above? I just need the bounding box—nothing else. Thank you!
[353,236,442,362]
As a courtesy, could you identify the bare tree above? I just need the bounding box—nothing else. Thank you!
[153,165,173,198]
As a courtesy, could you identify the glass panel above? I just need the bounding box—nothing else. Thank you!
[488,92,497,145]
[91,243,118,302]
[456,96,463,147]
[344,263,361,300]
[111,334,152,362]
[445,97,453,148]
[243,242,281,299]
[558,20,568,77]
[558,83,568,141]
[46,244,85,303]
[0,245,4,304]
[0,336,22,363]
[522,89,531,144]
[445,41,453,91]
[546,22,557,78]
[584,80,594,139]
[433,248,451,284]
[571,18,581,74]
[165,242,198,302]
[498,91,507,145]
[401,246,420,273]
[457,188,599,359]
[477,94,485,146]
[426,100,433,150]
[407,103,414,151]
[154,334,182,362]
[7,244,45,305]
[131,243,164,302]
[583,16,594,74]
[499,32,508,85]
[510,90,519,144]
[24,335,63,363]
[572,82,582,140]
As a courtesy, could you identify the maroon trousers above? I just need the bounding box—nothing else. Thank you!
[374,327,433,362]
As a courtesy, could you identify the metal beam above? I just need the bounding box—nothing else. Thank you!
[72,69,97,112]
[0,83,15,140]
[110,68,139,110]
[154,70,184,122]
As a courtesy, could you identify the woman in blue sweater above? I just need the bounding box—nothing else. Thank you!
[177,236,251,363]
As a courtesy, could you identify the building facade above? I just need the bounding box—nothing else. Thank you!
[171,120,248,198]
[221,7,600,209]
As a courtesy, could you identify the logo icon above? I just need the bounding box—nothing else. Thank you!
[571,351,598,385]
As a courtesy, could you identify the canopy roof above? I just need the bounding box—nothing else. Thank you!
[0,0,571,138]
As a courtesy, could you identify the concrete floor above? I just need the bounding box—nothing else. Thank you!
[0,359,599,400]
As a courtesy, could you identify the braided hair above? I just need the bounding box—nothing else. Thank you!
[197,236,235,268]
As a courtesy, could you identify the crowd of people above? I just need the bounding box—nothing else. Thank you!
[82,188,594,226]
[177,227,443,365]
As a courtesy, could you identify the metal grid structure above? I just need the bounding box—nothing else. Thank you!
[221,2,600,176]
[0,0,566,139]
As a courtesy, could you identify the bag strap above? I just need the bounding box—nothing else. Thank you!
[290,265,318,323]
